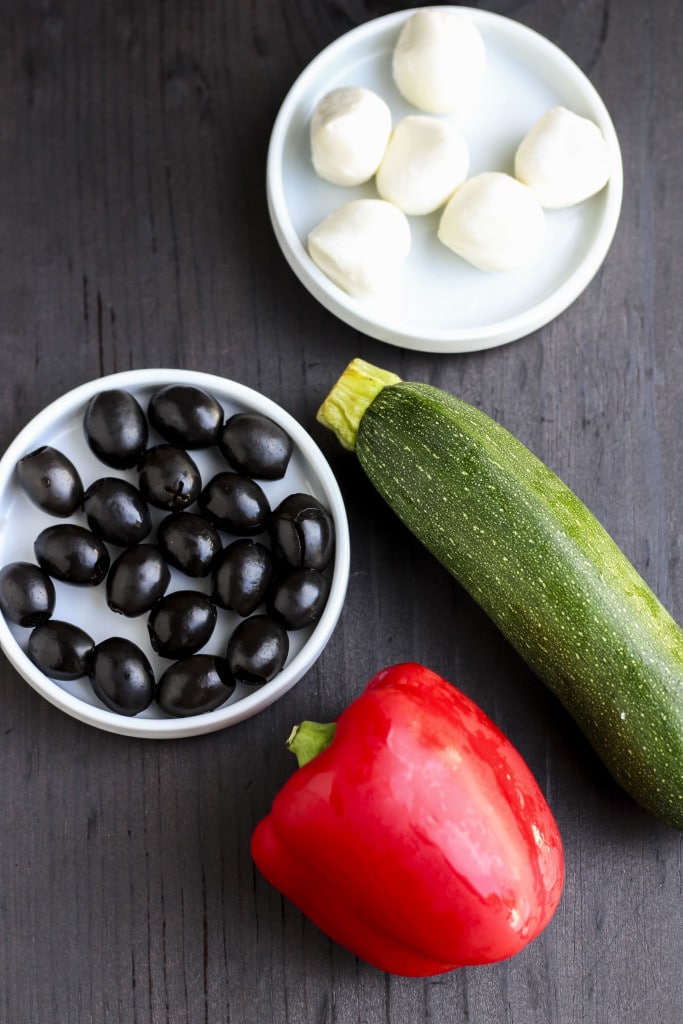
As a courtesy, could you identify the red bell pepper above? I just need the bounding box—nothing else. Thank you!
[251,662,564,976]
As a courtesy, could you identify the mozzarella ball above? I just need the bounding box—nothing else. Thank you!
[310,86,392,187]
[437,172,545,272]
[514,106,612,208]
[375,115,470,216]
[307,199,411,297]
[392,8,486,115]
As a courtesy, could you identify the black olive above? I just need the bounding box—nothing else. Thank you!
[147,590,217,659]
[225,614,289,685]
[148,384,223,449]
[88,636,155,716]
[156,654,236,717]
[27,619,94,680]
[267,568,330,630]
[212,539,274,616]
[156,511,222,577]
[106,544,171,617]
[198,472,270,535]
[16,446,84,517]
[82,477,152,546]
[138,445,202,511]
[84,389,148,469]
[270,492,335,571]
[34,524,110,585]
[218,413,293,480]
[0,561,56,627]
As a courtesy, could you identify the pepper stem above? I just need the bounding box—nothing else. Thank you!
[287,720,337,768]
[316,358,402,451]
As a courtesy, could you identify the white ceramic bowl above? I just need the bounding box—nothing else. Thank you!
[267,6,623,353]
[0,369,350,739]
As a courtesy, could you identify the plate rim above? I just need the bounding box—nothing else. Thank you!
[0,368,351,739]
[266,5,624,353]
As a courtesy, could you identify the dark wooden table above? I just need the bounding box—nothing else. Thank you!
[1,2,681,1021]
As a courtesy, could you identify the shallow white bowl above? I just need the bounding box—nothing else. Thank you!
[0,369,350,739]
[267,6,623,353]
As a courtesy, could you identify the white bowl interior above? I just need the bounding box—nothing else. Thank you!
[0,369,350,739]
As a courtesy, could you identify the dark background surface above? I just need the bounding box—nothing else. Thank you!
[0,1,681,1022]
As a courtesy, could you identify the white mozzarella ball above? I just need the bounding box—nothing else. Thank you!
[310,86,392,187]
[375,115,470,216]
[307,199,411,297]
[514,106,612,208]
[392,8,486,115]
[437,172,545,272]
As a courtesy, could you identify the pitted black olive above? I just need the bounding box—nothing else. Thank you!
[267,568,330,630]
[84,389,148,469]
[17,446,83,517]
[106,544,171,617]
[270,492,335,571]
[225,614,288,685]
[27,619,94,680]
[83,477,152,546]
[218,412,293,480]
[147,590,217,659]
[138,445,202,511]
[212,538,275,616]
[88,636,155,716]
[156,654,236,717]
[0,561,56,627]
[198,472,270,535]
[156,511,222,577]
[34,524,110,585]
[148,384,223,449]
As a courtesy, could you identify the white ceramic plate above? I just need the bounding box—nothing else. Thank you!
[267,6,623,352]
[0,369,350,739]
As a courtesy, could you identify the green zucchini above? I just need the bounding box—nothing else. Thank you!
[317,358,683,830]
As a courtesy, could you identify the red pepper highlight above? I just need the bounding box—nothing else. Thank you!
[251,662,564,976]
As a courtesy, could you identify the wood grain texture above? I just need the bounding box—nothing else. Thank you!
[0,1,681,1022]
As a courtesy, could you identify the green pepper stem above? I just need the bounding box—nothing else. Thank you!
[287,720,337,768]
[316,358,402,451]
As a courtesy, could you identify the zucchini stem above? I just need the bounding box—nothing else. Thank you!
[316,358,402,451]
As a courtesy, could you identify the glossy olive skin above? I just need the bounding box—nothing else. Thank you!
[147,590,217,659]
[267,568,330,630]
[226,614,289,685]
[106,544,171,617]
[198,472,270,535]
[0,561,56,627]
[83,477,152,546]
[148,385,223,449]
[88,636,155,716]
[219,413,293,480]
[156,654,236,717]
[270,493,334,571]
[84,388,148,469]
[212,539,274,616]
[138,445,202,511]
[17,446,84,517]
[27,619,94,679]
[34,524,110,585]
[156,512,222,577]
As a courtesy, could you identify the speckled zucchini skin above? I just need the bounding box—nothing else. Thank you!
[357,381,683,830]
